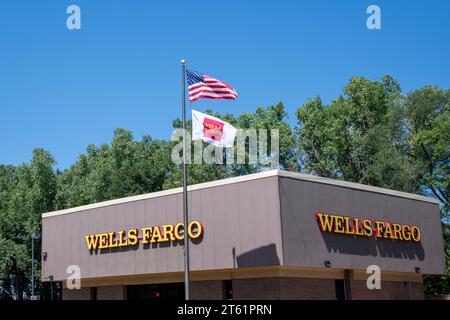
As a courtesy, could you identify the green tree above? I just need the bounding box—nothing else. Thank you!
[405,86,450,215]
[404,86,450,294]
[230,102,298,174]
[0,149,56,300]
[56,129,174,209]
[164,103,298,189]
[297,75,417,192]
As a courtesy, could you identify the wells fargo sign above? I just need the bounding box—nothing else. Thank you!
[85,220,203,250]
[315,212,421,242]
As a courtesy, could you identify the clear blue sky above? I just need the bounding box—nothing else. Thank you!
[1,0,449,169]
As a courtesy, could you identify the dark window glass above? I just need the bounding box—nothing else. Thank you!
[335,279,346,300]
[90,287,97,300]
[223,280,233,300]
[127,283,184,301]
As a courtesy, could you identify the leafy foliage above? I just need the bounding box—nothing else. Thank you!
[296,75,417,191]
[0,149,55,299]
[55,129,174,208]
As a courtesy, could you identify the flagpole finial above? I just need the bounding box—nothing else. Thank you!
[181,59,186,65]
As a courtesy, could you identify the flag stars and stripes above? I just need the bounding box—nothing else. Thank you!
[186,69,238,102]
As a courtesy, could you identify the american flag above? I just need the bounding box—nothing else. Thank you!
[186,69,238,102]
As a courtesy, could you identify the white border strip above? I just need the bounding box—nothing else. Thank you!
[42,169,438,218]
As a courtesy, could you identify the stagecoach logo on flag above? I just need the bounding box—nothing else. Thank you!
[192,110,237,147]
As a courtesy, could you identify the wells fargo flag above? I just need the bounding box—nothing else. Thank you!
[191,110,237,148]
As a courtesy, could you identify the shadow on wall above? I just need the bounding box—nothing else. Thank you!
[235,243,280,268]
[321,233,425,261]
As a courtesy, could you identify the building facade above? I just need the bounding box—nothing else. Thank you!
[41,170,445,300]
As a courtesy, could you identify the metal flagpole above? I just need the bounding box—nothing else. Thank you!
[181,59,190,300]
[31,233,35,297]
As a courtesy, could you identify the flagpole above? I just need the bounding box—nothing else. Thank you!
[181,59,190,300]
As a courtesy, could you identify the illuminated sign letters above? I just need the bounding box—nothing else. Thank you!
[315,212,421,242]
[85,220,203,250]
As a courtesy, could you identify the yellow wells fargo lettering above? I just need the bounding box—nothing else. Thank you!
[315,212,421,242]
[85,220,203,250]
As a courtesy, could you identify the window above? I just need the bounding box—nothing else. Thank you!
[126,283,184,300]
[335,279,346,300]
[90,287,97,300]
[223,280,233,300]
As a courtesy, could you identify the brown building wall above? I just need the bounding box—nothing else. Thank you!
[279,176,445,275]
[191,280,224,300]
[232,277,424,300]
[42,176,282,282]
[350,280,425,300]
[62,287,91,300]
[61,277,425,300]
[43,172,444,283]
[279,278,337,300]
[232,277,336,300]
[97,285,126,300]
[232,278,281,300]
[45,171,443,301]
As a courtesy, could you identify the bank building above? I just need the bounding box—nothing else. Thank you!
[41,170,445,300]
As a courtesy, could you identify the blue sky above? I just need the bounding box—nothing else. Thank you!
[1,0,449,169]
